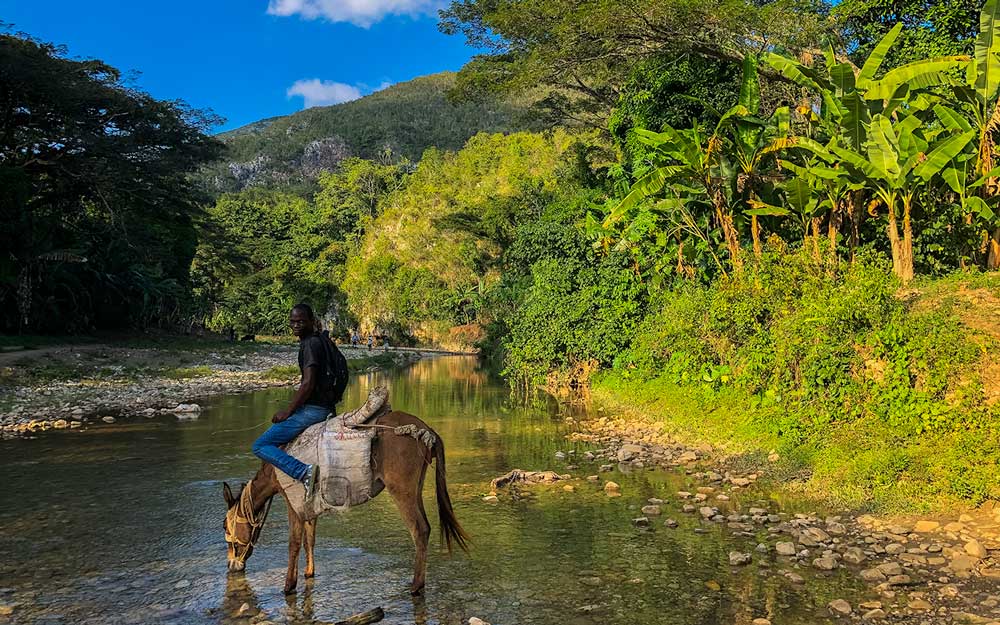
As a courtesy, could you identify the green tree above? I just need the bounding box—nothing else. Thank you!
[0,31,223,332]
[439,0,831,128]
[834,0,981,67]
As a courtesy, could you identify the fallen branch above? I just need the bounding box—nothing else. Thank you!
[490,469,568,491]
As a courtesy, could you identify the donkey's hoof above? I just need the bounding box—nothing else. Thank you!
[283,584,297,595]
[304,571,315,579]
[409,583,425,596]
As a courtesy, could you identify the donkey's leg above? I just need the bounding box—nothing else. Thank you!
[285,507,304,595]
[386,472,430,595]
[303,519,317,578]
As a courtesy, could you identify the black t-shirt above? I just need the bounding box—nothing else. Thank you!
[298,334,338,409]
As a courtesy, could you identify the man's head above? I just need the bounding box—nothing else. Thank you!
[289,303,315,338]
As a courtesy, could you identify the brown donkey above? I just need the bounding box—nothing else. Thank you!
[222,410,469,595]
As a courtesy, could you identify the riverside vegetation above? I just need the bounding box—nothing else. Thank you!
[4,0,1000,515]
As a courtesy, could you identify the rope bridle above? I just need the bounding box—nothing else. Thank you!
[225,482,273,563]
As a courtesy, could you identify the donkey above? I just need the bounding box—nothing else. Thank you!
[222,410,469,595]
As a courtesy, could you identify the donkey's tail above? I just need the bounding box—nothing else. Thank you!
[433,435,470,553]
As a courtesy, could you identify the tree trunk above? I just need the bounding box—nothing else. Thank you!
[901,198,915,282]
[988,227,1000,270]
[847,191,862,264]
[827,204,841,269]
[751,214,762,261]
[886,203,906,282]
[713,194,742,273]
[811,217,822,263]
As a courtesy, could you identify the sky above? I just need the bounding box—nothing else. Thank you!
[3,0,478,132]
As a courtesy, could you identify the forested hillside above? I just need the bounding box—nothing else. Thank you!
[204,73,531,192]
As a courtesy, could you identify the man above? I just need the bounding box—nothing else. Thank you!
[252,303,348,498]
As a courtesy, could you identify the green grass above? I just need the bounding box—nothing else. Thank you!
[263,365,299,380]
[592,371,998,514]
[162,365,214,379]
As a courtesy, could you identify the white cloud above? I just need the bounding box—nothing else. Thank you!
[267,0,443,28]
[287,79,363,108]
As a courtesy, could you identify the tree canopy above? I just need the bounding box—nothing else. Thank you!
[0,31,222,332]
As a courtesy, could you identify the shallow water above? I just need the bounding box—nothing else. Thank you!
[0,356,861,624]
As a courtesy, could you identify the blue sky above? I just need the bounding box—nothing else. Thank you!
[4,0,478,132]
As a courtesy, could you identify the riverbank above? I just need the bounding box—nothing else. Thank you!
[0,341,430,436]
[545,385,1000,623]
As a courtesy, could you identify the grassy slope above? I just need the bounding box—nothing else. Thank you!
[217,72,530,168]
[592,274,1000,514]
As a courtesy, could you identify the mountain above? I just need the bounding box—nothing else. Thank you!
[204,72,530,192]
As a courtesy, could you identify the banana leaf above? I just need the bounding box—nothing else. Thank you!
[864,56,969,100]
[858,23,905,88]
[842,92,870,149]
[934,104,974,132]
[740,55,761,113]
[867,115,901,179]
[914,131,977,182]
[967,195,996,221]
[763,53,824,91]
[975,0,1000,105]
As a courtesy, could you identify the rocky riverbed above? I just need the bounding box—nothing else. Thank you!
[488,409,1000,624]
[0,343,422,437]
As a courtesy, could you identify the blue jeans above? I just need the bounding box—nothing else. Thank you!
[252,404,330,480]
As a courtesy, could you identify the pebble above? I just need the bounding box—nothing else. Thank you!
[641,505,661,516]
[729,552,752,566]
[101,416,116,423]
[469,618,489,625]
[751,619,771,625]
[603,481,620,494]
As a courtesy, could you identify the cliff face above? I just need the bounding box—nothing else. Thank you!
[203,72,530,192]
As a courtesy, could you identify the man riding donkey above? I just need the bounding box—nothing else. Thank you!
[252,303,348,499]
[224,302,468,596]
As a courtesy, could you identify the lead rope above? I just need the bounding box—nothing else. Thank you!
[225,483,273,561]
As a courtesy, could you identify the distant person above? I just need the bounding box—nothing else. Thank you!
[351,330,359,346]
[251,303,349,499]
[367,334,374,351]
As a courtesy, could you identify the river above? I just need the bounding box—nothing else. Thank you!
[0,356,860,624]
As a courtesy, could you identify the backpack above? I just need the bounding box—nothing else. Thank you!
[320,330,350,407]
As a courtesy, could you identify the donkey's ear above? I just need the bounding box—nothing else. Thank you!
[223,482,236,507]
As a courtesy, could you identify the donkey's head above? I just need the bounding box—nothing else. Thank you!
[222,481,261,572]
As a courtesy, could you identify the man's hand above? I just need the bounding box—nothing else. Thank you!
[272,409,292,424]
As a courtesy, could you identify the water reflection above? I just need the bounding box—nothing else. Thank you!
[0,356,860,625]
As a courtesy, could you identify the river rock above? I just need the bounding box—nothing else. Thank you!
[965,539,988,559]
[641,505,661,516]
[617,444,644,462]
[603,481,620,494]
[775,542,797,556]
[876,562,903,576]
[0,605,14,616]
[828,599,852,616]
[862,608,886,620]
[677,451,698,463]
[751,619,771,625]
[914,520,941,533]
[633,517,650,528]
[729,551,752,566]
[469,618,490,625]
[813,556,838,571]
[843,547,867,564]
[663,518,678,528]
[950,554,979,572]
[101,416,115,423]
[860,568,887,583]
[699,506,717,519]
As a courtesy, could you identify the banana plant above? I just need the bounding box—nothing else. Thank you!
[797,113,976,282]
[608,105,748,272]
